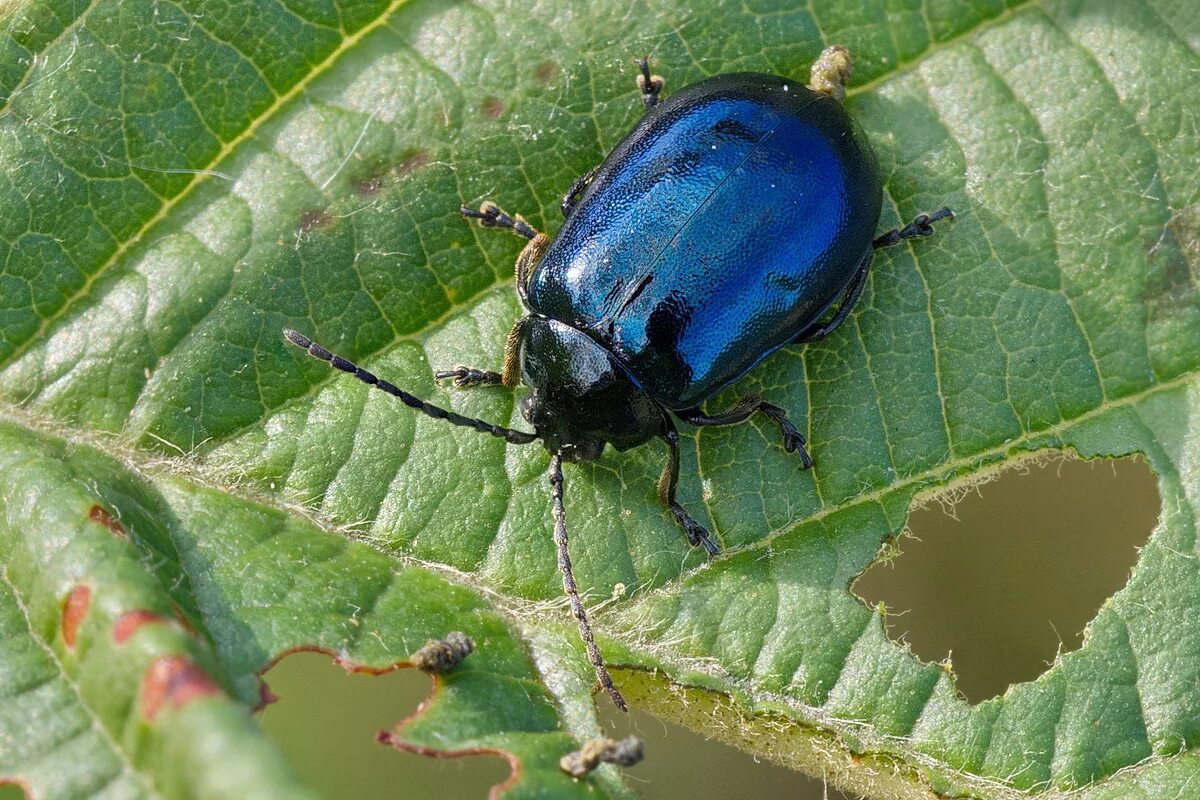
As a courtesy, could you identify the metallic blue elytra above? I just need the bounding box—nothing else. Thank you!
[528,72,882,410]
[283,49,952,711]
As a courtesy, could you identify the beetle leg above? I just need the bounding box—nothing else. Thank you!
[434,366,503,388]
[657,416,720,556]
[872,207,954,249]
[791,254,870,345]
[514,233,550,304]
[561,166,599,216]
[461,202,550,304]
[636,57,665,110]
[678,399,813,469]
[436,318,526,389]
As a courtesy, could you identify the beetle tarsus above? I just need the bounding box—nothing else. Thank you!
[760,405,814,469]
[678,398,813,469]
[461,201,539,240]
[435,366,503,388]
[672,504,720,557]
[658,417,721,556]
[872,207,954,249]
[636,57,665,110]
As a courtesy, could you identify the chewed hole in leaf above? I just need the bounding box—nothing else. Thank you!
[597,688,856,800]
[258,652,508,797]
[0,783,26,800]
[852,454,1159,703]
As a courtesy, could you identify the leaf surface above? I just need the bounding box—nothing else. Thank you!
[0,0,1197,796]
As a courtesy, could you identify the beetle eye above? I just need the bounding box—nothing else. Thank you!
[520,393,537,424]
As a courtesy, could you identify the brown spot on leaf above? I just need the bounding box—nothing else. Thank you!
[62,585,91,650]
[113,610,168,643]
[141,655,222,722]
[89,505,126,537]
[482,96,507,119]
[534,61,557,84]
[354,173,386,196]
[298,209,334,233]
[397,150,429,175]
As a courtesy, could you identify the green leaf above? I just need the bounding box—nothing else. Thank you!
[0,0,1196,797]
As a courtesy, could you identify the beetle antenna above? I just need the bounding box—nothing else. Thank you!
[549,454,629,711]
[283,329,539,445]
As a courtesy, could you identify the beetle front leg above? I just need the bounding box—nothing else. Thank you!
[436,318,526,389]
[461,202,550,305]
[658,416,720,557]
[678,398,813,469]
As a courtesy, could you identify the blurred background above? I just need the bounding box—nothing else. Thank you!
[247,455,1157,799]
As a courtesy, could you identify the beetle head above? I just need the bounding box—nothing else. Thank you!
[520,317,661,461]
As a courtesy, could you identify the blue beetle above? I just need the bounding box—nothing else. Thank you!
[284,48,951,710]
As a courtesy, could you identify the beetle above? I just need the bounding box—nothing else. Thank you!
[283,46,952,711]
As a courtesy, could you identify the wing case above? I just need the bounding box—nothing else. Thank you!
[527,72,882,409]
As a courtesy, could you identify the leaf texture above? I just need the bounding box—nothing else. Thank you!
[0,0,1197,796]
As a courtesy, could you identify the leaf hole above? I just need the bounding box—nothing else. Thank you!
[852,453,1159,703]
[0,781,29,800]
[597,684,857,799]
[258,652,508,797]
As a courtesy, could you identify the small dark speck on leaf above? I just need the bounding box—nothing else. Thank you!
[398,150,430,174]
[534,61,556,83]
[410,631,473,673]
[354,172,386,196]
[298,209,334,233]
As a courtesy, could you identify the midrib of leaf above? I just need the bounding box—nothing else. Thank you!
[0,0,416,372]
[0,367,1194,666]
